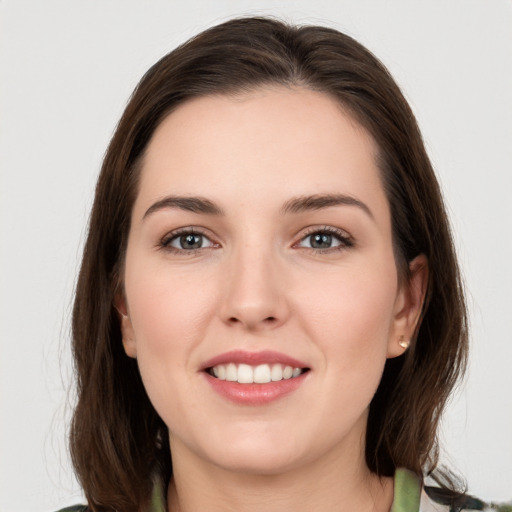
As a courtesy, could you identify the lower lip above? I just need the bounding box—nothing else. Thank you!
[204,372,308,405]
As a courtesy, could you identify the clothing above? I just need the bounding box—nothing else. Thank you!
[56,468,487,512]
[392,468,445,512]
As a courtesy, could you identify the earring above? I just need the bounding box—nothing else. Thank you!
[398,335,410,349]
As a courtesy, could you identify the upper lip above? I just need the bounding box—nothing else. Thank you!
[201,350,309,370]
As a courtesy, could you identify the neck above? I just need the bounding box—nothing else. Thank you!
[166,435,394,512]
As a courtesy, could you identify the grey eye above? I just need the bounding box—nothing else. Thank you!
[299,232,344,250]
[310,233,334,249]
[169,233,213,250]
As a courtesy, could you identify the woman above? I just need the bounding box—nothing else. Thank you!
[65,17,472,512]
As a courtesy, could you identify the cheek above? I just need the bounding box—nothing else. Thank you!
[126,262,217,351]
[123,262,220,424]
[293,258,398,400]
[122,259,222,423]
[298,264,397,344]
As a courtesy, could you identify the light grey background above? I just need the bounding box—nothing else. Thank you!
[1,1,511,511]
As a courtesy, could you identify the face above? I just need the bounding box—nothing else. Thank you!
[118,87,426,477]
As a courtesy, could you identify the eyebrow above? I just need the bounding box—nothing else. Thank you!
[281,193,374,220]
[143,193,373,220]
[143,196,224,220]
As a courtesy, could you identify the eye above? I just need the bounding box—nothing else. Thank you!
[297,227,353,251]
[161,229,216,253]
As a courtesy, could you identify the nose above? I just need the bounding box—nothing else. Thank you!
[219,244,290,331]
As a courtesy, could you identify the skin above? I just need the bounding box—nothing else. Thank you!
[117,87,428,512]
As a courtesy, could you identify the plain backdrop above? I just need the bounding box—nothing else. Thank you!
[1,1,511,511]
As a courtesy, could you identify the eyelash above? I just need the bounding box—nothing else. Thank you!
[295,226,354,253]
[158,226,354,255]
[159,227,217,255]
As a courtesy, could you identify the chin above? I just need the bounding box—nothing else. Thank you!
[213,450,303,476]
[199,431,313,476]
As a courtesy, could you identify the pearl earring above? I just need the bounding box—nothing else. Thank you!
[398,335,410,349]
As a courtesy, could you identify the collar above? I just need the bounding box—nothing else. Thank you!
[391,468,422,512]
[149,475,166,512]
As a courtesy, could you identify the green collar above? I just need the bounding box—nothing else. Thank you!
[390,468,422,512]
[149,477,166,512]
[150,467,422,512]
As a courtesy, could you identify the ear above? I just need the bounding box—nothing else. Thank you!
[387,254,429,358]
[114,292,137,359]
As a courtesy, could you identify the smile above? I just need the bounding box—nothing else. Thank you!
[202,350,310,405]
[207,363,307,383]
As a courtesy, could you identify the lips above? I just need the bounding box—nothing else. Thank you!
[201,350,310,405]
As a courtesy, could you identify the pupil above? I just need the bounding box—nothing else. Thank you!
[181,234,202,249]
[311,233,331,249]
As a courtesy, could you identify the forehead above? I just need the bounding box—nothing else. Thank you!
[135,87,387,219]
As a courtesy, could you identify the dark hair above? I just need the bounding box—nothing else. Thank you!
[71,16,468,511]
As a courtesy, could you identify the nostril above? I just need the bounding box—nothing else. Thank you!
[224,313,283,329]
[228,316,277,324]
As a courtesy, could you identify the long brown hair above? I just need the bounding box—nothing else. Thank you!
[70,17,468,511]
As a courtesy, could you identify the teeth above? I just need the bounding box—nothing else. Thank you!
[216,364,226,380]
[253,364,271,383]
[271,363,283,381]
[237,364,253,384]
[210,363,304,384]
[226,363,237,382]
